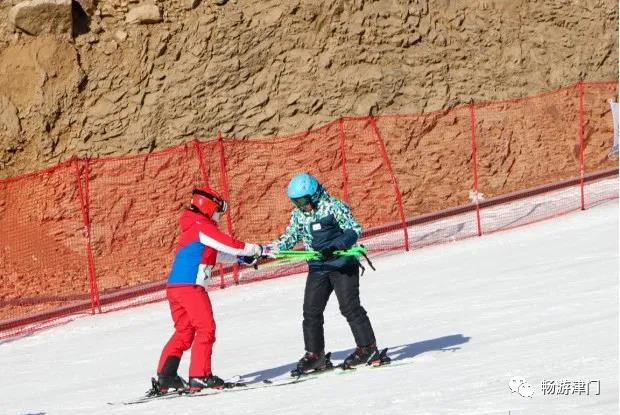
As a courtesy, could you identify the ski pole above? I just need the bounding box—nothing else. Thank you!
[274,245,368,259]
[273,250,321,259]
[334,245,368,256]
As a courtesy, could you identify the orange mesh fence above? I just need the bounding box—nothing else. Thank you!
[86,144,205,313]
[342,117,408,250]
[217,122,345,243]
[376,106,479,248]
[474,85,582,233]
[583,81,619,174]
[581,81,619,209]
[1,80,618,339]
[0,161,91,331]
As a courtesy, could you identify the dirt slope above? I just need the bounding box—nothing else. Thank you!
[0,0,617,178]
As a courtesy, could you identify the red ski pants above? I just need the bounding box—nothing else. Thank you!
[157,285,216,377]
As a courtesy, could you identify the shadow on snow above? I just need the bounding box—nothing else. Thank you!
[240,334,470,382]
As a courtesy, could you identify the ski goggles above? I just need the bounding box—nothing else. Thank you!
[291,195,313,209]
[216,199,228,213]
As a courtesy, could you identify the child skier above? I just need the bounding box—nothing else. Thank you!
[153,187,264,394]
[266,172,385,375]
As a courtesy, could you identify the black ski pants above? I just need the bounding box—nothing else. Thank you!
[302,265,376,353]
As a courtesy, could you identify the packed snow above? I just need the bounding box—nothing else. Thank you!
[1,199,617,415]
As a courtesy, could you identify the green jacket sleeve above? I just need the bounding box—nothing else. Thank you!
[270,210,301,251]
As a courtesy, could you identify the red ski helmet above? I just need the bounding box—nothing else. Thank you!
[191,187,228,218]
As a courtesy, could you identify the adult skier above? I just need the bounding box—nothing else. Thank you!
[154,187,264,394]
[266,172,384,374]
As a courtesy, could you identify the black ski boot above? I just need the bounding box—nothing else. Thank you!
[342,344,389,369]
[188,374,226,392]
[149,355,188,395]
[291,351,333,377]
[154,375,188,394]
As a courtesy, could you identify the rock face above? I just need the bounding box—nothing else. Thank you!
[0,96,21,140]
[0,36,84,169]
[8,0,73,36]
[125,3,162,24]
[0,0,617,178]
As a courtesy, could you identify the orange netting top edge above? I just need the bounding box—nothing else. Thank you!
[1,80,616,182]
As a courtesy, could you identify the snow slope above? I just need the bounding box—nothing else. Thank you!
[1,200,618,415]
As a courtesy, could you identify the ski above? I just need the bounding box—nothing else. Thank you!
[109,376,313,406]
[289,348,393,380]
[108,383,185,406]
[111,348,399,405]
[183,376,312,399]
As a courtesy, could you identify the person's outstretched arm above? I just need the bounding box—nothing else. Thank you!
[269,210,302,252]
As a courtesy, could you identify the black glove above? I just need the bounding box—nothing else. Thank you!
[319,247,337,260]
[237,256,258,267]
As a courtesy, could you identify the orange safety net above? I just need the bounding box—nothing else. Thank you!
[1,80,618,338]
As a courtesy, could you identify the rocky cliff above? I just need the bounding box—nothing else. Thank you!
[0,0,617,178]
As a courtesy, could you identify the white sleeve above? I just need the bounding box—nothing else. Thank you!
[216,251,238,264]
[199,232,262,256]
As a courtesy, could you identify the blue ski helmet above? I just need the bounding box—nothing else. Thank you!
[287,173,321,208]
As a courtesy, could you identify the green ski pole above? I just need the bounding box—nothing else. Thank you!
[274,245,368,259]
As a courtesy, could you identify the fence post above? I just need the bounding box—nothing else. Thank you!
[218,264,225,289]
[217,132,239,285]
[369,116,410,251]
[578,80,586,210]
[468,101,483,236]
[73,158,101,314]
[193,138,209,185]
[338,118,351,204]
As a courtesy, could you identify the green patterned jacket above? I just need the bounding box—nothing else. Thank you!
[270,189,362,271]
